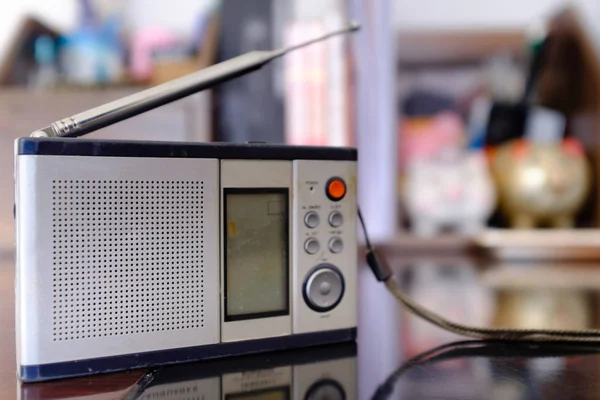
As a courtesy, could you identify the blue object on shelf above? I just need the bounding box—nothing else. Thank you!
[58,0,124,85]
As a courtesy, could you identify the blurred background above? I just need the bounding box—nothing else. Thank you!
[4,0,600,396]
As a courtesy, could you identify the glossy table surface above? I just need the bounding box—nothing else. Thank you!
[5,257,600,399]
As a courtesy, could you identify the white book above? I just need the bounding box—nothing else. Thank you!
[283,23,309,145]
[325,12,350,147]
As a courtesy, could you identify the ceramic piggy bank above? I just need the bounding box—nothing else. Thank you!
[491,138,591,228]
[403,150,496,237]
[399,112,465,171]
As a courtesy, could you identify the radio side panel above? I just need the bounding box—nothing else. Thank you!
[292,160,358,334]
[15,155,220,367]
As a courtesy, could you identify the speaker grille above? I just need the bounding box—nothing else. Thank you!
[51,180,205,341]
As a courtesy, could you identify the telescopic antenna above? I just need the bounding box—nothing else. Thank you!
[31,21,360,138]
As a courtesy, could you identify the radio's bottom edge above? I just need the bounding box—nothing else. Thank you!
[19,327,357,383]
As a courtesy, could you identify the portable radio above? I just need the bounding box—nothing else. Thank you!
[14,23,360,382]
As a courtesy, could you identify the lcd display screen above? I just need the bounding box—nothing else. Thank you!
[224,189,289,321]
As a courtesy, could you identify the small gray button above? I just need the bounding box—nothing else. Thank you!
[304,266,344,312]
[304,211,320,228]
[304,238,320,254]
[329,211,343,227]
[328,237,343,253]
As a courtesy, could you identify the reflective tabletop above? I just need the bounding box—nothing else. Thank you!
[5,257,600,399]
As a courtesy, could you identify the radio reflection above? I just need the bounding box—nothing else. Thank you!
[19,343,357,400]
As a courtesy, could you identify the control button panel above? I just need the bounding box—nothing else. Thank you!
[328,237,343,254]
[304,211,320,228]
[304,238,320,254]
[328,211,343,227]
[293,159,357,334]
[303,265,345,312]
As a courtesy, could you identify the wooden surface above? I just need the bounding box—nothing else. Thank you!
[481,261,600,290]
[370,229,600,261]
[372,234,477,256]
[0,258,146,399]
[475,229,600,261]
[0,259,15,397]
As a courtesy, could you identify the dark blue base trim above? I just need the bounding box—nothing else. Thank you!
[17,138,358,161]
[20,327,357,383]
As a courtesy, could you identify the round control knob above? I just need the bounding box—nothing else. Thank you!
[328,237,343,254]
[304,211,320,229]
[303,265,344,312]
[304,237,320,254]
[328,211,343,227]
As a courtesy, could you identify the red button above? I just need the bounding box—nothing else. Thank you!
[326,178,346,201]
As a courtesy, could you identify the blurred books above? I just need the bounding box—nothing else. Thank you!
[283,18,353,147]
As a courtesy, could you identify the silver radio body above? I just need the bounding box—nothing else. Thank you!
[15,138,358,382]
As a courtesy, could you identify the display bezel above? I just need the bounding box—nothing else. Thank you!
[223,187,290,322]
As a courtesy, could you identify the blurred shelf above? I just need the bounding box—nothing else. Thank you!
[372,233,477,255]
[395,29,526,68]
[371,229,600,262]
[481,262,600,290]
[475,229,600,261]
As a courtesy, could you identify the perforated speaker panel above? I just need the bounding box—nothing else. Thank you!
[17,156,220,365]
[52,179,205,341]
